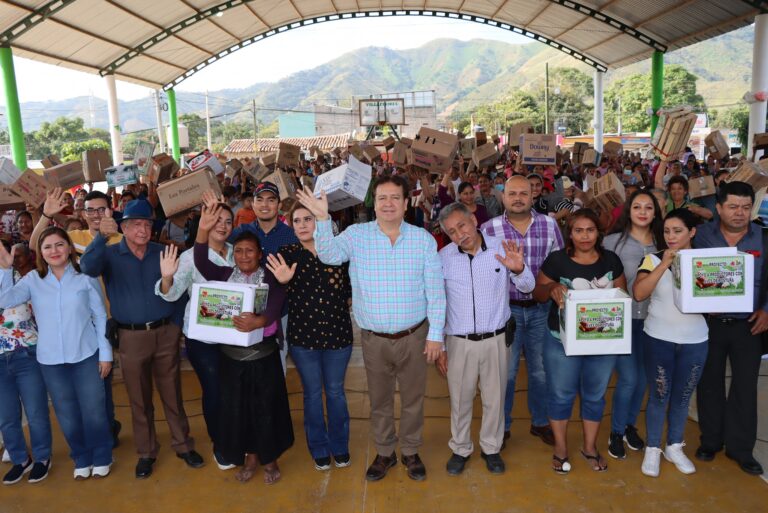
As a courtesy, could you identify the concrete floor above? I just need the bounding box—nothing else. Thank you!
[2,365,767,513]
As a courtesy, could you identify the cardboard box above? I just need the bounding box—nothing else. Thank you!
[261,153,277,168]
[11,170,48,207]
[475,131,487,146]
[582,148,601,166]
[472,143,500,168]
[82,149,112,182]
[187,149,224,175]
[671,247,754,313]
[572,142,589,163]
[411,127,459,174]
[705,130,730,160]
[263,169,298,209]
[41,155,61,169]
[688,175,716,198]
[382,136,396,151]
[559,288,632,356]
[459,138,476,159]
[752,186,768,221]
[132,142,155,176]
[188,281,268,346]
[0,157,22,185]
[276,142,301,169]
[520,134,556,166]
[147,153,180,184]
[590,173,625,211]
[227,159,243,172]
[348,143,366,162]
[362,145,380,164]
[508,122,533,149]
[244,162,271,182]
[392,141,409,167]
[331,147,342,157]
[753,132,768,149]
[400,137,413,148]
[652,107,697,160]
[313,156,372,212]
[0,186,25,211]
[157,169,222,216]
[44,160,85,189]
[104,164,139,188]
[726,160,768,190]
[603,141,623,157]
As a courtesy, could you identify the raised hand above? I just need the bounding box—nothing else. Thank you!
[265,253,297,284]
[160,244,180,279]
[198,202,222,233]
[295,188,329,221]
[495,240,525,274]
[99,208,118,237]
[0,243,15,270]
[201,190,220,210]
[43,187,67,218]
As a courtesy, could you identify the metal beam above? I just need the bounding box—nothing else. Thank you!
[162,9,608,90]
[740,0,768,13]
[0,0,78,44]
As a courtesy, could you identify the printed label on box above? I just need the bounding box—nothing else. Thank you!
[690,256,745,297]
[196,287,245,328]
[574,302,625,340]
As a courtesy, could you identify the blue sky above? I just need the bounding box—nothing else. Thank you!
[6,16,533,104]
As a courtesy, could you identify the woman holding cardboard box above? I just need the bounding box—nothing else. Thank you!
[633,208,708,478]
[533,209,627,474]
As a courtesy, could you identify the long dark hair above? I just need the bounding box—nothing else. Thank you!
[36,227,80,278]
[609,189,664,252]
[565,208,604,256]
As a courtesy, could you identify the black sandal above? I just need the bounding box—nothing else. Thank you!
[552,454,571,474]
[580,450,608,472]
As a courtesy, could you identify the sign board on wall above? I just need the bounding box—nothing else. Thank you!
[359,99,405,126]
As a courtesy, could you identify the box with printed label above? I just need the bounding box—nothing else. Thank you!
[261,153,277,168]
[276,143,301,169]
[187,149,224,175]
[188,281,268,346]
[520,134,556,166]
[157,169,222,216]
[0,157,22,185]
[313,156,372,211]
[41,155,61,169]
[44,161,85,189]
[472,143,499,168]
[410,127,458,174]
[508,122,533,149]
[0,186,25,211]
[82,149,112,182]
[147,153,180,184]
[688,175,716,198]
[11,170,48,206]
[104,164,139,188]
[671,247,754,313]
[590,172,626,211]
[263,169,298,210]
[581,148,601,166]
[362,145,380,163]
[559,288,632,356]
[705,131,730,160]
[459,138,476,159]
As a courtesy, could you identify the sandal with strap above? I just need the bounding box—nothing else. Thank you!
[552,454,571,474]
[580,450,608,472]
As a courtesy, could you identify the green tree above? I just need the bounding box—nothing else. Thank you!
[0,130,9,145]
[710,106,750,148]
[179,113,207,151]
[59,138,111,162]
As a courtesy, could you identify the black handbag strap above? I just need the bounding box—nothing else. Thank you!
[760,227,768,307]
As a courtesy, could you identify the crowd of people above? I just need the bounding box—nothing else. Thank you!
[0,140,765,490]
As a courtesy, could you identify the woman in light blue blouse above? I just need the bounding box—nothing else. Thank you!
[0,227,113,481]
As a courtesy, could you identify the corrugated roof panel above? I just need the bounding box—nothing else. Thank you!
[558,18,621,50]
[588,34,649,64]
[255,1,303,26]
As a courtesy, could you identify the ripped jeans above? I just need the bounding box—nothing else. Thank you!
[643,334,708,448]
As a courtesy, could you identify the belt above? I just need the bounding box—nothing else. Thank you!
[708,315,748,324]
[117,317,172,331]
[368,319,425,340]
[510,299,537,308]
[455,327,505,341]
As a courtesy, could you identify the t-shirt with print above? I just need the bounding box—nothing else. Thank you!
[539,248,625,336]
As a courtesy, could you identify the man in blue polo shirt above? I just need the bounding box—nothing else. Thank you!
[80,200,203,479]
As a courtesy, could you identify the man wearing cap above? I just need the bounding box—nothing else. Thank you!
[80,199,203,479]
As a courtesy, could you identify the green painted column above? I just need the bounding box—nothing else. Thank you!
[167,88,180,162]
[651,50,664,134]
[0,46,27,170]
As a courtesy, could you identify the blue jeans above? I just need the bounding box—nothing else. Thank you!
[644,335,708,448]
[290,345,352,459]
[0,347,52,464]
[185,338,220,445]
[39,352,113,468]
[505,303,549,429]
[543,332,617,421]
[610,319,648,433]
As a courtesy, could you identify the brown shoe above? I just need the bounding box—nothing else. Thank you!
[365,453,397,482]
[401,453,427,481]
[530,424,555,446]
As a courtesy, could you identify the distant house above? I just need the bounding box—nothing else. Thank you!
[223,134,352,160]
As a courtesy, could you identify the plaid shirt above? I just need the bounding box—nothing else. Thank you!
[480,210,564,301]
[314,219,446,342]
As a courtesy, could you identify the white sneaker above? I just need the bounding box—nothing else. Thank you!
[642,447,662,477]
[73,466,92,480]
[1,449,10,463]
[92,464,111,478]
[664,443,696,474]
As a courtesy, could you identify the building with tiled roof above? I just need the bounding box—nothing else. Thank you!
[223,134,353,158]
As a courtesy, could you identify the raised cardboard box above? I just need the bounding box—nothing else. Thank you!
[652,107,697,160]
[276,142,301,169]
[244,161,271,182]
[400,137,413,148]
[688,175,716,198]
[459,138,476,159]
[263,169,298,209]
[82,149,112,182]
[0,157,22,185]
[188,281,267,346]
[0,186,25,211]
[508,122,533,149]
[362,145,380,163]
[348,143,366,162]
[472,143,500,168]
[726,160,768,190]
[104,164,138,188]
[572,142,589,163]
[261,153,277,168]
[603,141,623,157]
[381,136,396,151]
[44,160,85,189]
[411,127,458,174]
[520,134,556,166]
[559,288,632,356]
[581,148,601,166]
[475,131,487,146]
[705,130,730,160]
[147,153,180,185]
[590,172,625,211]
[133,142,155,176]
[672,247,754,313]
[313,156,372,212]
[187,149,224,175]
[754,132,768,149]
[392,141,408,167]
[40,155,61,169]
[157,168,222,216]
[11,170,48,207]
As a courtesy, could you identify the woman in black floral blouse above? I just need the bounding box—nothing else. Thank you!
[266,202,353,472]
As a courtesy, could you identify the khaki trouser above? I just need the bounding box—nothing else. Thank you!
[118,323,194,458]
[361,322,428,457]
[446,333,508,456]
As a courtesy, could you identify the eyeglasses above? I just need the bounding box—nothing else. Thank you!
[84,207,108,216]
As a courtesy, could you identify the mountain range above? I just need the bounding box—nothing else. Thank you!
[3,25,755,133]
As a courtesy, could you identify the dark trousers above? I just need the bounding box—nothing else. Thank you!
[185,338,221,446]
[697,318,763,459]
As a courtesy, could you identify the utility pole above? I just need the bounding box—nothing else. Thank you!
[205,90,212,150]
[544,62,549,134]
[617,97,622,136]
[252,99,258,156]
[154,90,166,153]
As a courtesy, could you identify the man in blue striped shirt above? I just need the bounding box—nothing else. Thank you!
[297,175,446,483]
